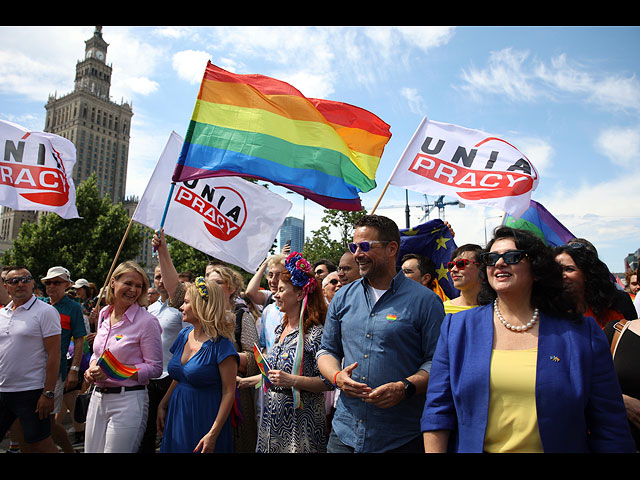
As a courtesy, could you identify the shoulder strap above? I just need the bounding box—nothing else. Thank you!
[610,319,629,357]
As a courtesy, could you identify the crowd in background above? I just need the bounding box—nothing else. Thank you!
[1,214,639,453]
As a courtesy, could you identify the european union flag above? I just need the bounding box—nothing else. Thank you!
[397,219,459,300]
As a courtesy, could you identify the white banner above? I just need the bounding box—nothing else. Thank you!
[388,117,539,218]
[0,119,79,219]
[133,132,293,273]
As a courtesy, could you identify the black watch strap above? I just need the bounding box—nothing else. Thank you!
[402,378,416,398]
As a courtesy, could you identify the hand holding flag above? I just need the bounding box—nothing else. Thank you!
[96,349,139,381]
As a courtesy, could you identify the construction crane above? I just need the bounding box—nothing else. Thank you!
[376,192,464,227]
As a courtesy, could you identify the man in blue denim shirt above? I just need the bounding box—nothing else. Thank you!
[317,215,445,453]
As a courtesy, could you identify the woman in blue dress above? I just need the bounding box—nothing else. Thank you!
[157,277,238,453]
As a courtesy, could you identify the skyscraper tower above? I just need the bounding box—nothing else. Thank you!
[44,26,133,203]
[0,26,134,246]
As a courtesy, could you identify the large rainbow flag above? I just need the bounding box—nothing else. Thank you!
[96,349,139,381]
[172,62,392,211]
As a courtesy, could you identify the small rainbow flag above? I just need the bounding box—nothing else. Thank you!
[96,349,139,381]
[172,62,392,211]
[253,343,271,390]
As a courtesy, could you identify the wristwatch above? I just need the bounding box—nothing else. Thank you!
[42,390,55,399]
[69,365,80,372]
[402,378,416,398]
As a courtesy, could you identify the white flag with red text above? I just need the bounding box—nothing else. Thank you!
[0,119,79,219]
[388,117,539,218]
[133,131,292,272]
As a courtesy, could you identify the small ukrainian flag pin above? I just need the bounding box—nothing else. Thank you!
[550,355,560,362]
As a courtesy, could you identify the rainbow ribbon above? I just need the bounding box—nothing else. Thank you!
[96,349,139,381]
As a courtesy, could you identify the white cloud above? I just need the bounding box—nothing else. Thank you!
[172,50,212,84]
[460,48,640,113]
[595,126,640,167]
[400,87,427,115]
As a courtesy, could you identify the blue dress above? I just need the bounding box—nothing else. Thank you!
[160,326,239,453]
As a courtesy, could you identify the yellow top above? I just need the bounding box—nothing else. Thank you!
[443,300,477,315]
[484,348,543,453]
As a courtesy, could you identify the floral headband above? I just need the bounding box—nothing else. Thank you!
[195,276,209,300]
[285,252,317,294]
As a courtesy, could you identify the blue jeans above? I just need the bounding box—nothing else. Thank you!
[327,427,424,453]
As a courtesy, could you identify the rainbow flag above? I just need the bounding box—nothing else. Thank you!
[253,343,271,390]
[96,349,139,381]
[502,200,574,247]
[172,62,392,211]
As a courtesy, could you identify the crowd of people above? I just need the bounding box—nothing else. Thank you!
[0,214,638,453]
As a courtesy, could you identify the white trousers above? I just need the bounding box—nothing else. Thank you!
[84,388,148,453]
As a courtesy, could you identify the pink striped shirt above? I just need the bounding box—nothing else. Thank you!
[91,302,163,388]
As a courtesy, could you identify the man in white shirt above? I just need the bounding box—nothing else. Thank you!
[0,266,61,453]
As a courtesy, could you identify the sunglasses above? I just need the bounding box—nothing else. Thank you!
[328,279,339,285]
[447,259,480,271]
[5,275,33,285]
[348,240,389,254]
[44,280,67,286]
[480,250,528,266]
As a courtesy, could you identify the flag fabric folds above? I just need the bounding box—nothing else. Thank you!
[388,117,539,219]
[172,61,392,211]
[502,200,574,247]
[96,349,139,381]
[133,132,292,273]
[253,343,271,392]
[397,219,459,300]
[0,119,79,219]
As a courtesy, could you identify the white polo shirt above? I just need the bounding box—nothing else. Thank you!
[0,295,61,392]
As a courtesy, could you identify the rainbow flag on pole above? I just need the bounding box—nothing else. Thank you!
[253,343,271,391]
[96,349,139,381]
[503,200,574,247]
[172,62,392,211]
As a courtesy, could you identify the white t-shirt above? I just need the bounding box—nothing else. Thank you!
[0,296,61,392]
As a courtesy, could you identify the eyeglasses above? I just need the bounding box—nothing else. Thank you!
[337,266,352,273]
[447,259,480,271]
[44,280,66,286]
[480,250,528,266]
[348,240,389,254]
[5,276,33,285]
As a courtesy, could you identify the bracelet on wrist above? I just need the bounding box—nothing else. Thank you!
[333,370,341,388]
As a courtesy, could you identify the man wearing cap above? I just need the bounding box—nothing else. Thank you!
[0,266,61,452]
[41,266,86,452]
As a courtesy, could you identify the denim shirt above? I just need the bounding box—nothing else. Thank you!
[317,271,445,452]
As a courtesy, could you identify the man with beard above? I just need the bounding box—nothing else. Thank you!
[317,215,444,453]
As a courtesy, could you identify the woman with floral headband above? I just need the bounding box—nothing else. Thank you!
[156,277,238,453]
[249,252,333,453]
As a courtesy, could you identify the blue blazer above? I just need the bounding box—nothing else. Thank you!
[421,304,635,453]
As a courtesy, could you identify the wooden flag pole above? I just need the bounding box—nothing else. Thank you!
[370,179,391,215]
[97,214,136,305]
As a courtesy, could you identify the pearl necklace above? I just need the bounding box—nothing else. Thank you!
[494,299,539,332]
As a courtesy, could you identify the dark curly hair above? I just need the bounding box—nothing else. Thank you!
[553,241,618,320]
[478,226,580,321]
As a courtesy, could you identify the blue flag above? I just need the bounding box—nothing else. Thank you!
[397,219,458,300]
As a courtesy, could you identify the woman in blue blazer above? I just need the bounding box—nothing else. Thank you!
[421,226,635,453]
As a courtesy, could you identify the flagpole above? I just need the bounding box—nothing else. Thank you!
[159,182,176,230]
[97,214,136,305]
[370,117,427,216]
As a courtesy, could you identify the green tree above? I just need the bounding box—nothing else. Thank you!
[2,174,144,286]
[302,207,368,264]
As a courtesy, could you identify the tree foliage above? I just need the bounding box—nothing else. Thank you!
[302,207,368,265]
[2,175,144,287]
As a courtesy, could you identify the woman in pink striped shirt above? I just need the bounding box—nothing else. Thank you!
[83,261,163,453]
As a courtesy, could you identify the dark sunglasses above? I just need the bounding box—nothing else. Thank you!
[480,250,528,266]
[447,259,480,271]
[5,275,33,285]
[348,240,389,254]
[328,279,339,285]
[44,280,66,286]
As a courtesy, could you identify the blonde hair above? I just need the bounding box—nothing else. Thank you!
[209,265,243,302]
[267,254,286,271]
[106,261,149,307]
[187,278,235,340]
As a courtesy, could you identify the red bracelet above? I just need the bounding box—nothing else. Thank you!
[333,370,341,388]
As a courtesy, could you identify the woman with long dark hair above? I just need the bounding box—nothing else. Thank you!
[422,226,634,453]
[554,240,635,329]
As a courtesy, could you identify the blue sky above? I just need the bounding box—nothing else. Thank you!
[1,26,639,274]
